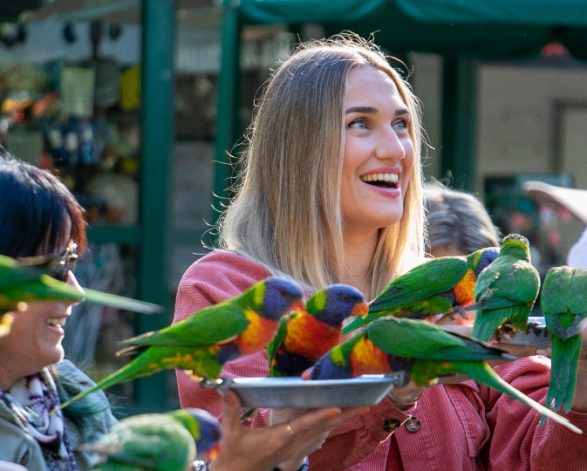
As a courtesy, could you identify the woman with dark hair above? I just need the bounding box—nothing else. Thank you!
[0,151,117,470]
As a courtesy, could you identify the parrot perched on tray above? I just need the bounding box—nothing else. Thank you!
[343,246,499,335]
[267,283,369,377]
[0,254,161,337]
[311,317,582,434]
[470,234,540,342]
[541,266,587,414]
[79,408,222,470]
[60,276,304,410]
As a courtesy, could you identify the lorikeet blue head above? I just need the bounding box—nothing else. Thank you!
[308,284,369,327]
[169,408,222,461]
[260,277,304,321]
[467,246,500,276]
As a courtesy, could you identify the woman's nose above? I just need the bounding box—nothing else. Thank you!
[375,128,406,161]
[66,271,85,304]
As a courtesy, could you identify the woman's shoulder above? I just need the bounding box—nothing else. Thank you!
[174,249,273,322]
[179,249,272,291]
[56,360,113,415]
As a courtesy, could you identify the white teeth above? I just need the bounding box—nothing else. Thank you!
[360,173,399,183]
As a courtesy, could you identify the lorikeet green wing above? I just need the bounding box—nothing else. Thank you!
[542,266,587,414]
[471,234,540,342]
[344,247,499,336]
[367,317,582,434]
[118,303,252,350]
[0,254,47,288]
[0,255,161,314]
[343,257,468,334]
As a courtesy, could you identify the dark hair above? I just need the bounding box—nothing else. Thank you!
[0,150,86,257]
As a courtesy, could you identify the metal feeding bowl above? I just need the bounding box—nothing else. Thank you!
[201,373,408,408]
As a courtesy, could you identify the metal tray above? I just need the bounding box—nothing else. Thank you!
[201,373,407,408]
[494,316,551,356]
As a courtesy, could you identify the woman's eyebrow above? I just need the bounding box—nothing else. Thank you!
[345,106,410,116]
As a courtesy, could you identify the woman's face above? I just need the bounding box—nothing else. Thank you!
[0,241,83,388]
[341,65,415,237]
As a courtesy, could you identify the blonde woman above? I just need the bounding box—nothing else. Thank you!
[174,34,587,470]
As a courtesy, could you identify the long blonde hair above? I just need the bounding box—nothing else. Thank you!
[219,33,425,299]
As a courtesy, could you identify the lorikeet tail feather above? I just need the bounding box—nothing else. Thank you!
[471,311,510,342]
[546,336,582,414]
[456,361,582,435]
[60,354,158,410]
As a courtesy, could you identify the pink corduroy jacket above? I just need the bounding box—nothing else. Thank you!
[173,250,587,470]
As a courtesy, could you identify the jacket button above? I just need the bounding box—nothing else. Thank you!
[404,416,421,433]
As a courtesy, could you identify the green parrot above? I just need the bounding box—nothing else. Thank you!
[470,234,540,342]
[0,254,161,338]
[365,318,581,433]
[343,246,499,335]
[79,408,222,471]
[541,266,587,414]
[60,276,304,410]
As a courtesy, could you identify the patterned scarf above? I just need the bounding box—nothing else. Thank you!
[0,368,77,470]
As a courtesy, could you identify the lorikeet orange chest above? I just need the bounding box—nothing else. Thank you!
[235,309,280,354]
[349,337,392,376]
[453,268,477,306]
[283,313,341,360]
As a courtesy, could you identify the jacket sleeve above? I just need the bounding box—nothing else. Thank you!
[481,356,587,470]
[55,360,118,470]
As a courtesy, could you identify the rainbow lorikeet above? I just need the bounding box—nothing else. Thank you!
[343,246,499,335]
[541,266,587,414]
[267,283,368,377]
[311,317,581,434]
[60,276,304,410]
[470,234,540,342]
[79,408,222,470]
[0,254,161,337]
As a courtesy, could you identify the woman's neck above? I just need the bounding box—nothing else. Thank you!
[0,363,21,390]
[342,230,378,296]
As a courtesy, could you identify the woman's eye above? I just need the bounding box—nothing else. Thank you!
[348,118,368,129]
[392,118,409,132]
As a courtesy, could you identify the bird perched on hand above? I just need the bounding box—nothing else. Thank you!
[0,254,160,337]
[541,266,587,414]
[343,246,499,335]
[470,234,540,342]
[79,408,222,470]
[267,283,368,377]
[311,317,582,434]
[60,276,304,409]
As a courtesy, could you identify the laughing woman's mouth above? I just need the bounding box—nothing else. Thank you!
[360,172,399,189]
[46,317,67,329]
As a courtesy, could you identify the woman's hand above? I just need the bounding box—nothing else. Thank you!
[210,391,365,471]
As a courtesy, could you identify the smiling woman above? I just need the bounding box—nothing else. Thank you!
[174,32,427,470]
[0,151,117,470]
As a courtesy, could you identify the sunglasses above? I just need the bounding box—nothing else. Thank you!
[16,243,79,283]
[47,244,79,282]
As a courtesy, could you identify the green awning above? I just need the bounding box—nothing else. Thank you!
[238,0,587,59]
